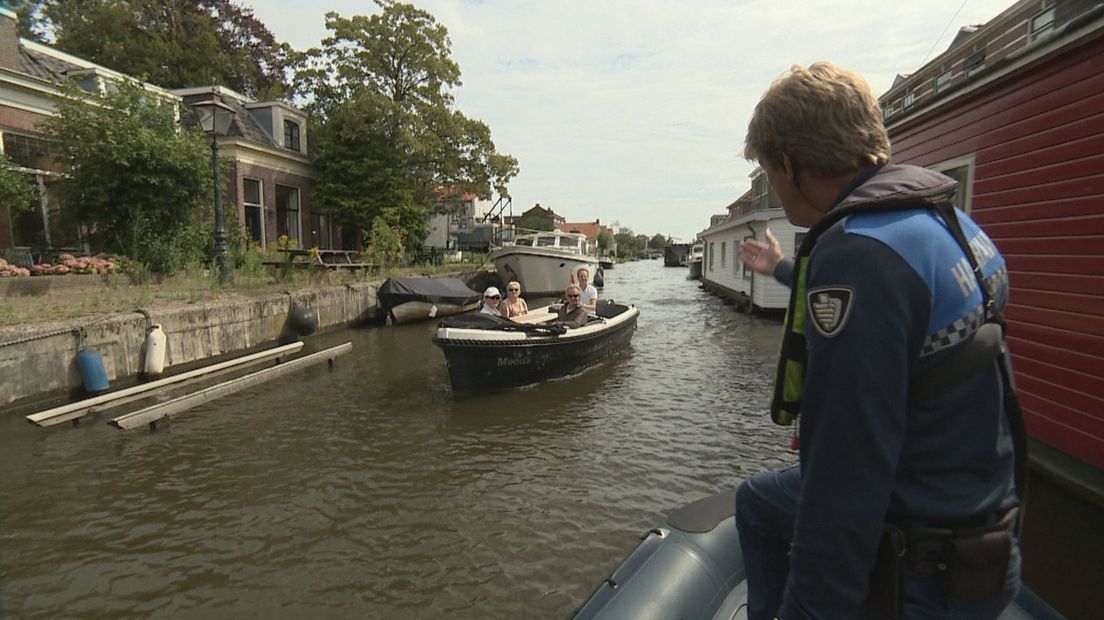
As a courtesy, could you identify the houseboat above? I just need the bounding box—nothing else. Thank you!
[878,0,1104,484]
[699,178,806,313]
[490,231,599,297]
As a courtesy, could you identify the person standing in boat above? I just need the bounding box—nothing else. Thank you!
[500,281,529,319]
[557,285,589,328]
[479,286,503,316]
[734,62,1022,620]
[576,267,599,313]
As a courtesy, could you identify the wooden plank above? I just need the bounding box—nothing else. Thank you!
[26,342,305,427]
[108,342,352,431]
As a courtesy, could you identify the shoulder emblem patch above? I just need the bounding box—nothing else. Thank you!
[807,286,854,338]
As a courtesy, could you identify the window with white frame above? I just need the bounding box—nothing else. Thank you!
[904,90,917,108]
[709,242,715,271]
[283,119,301,152]
[1031,7,1055,41]
[242,178,263,245]
[742,235,754,280]
[964,49,986,78]
[276,184,301,244]
[930,156,976,214]
[934,70,952,94]
[721,241,726,268]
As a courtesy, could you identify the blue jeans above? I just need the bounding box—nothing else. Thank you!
[735,466,1020,619]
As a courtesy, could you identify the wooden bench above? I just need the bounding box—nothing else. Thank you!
[268,249,377,273]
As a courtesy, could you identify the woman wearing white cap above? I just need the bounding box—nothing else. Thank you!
[480,286,504,316]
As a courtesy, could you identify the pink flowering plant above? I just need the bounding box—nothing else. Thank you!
[0,253,122,278]
[0,257,31,278]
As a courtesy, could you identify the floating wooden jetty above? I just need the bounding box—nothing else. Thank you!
[26,342,306,428]
[109,342,352,431]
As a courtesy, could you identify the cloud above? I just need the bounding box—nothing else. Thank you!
[246,0,1015,239]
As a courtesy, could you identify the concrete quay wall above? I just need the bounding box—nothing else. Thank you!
[0,282,380,407]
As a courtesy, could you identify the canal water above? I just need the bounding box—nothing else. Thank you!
[0,260,794,619]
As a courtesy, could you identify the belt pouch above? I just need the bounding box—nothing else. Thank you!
[864,525,906,619]
[941,530,1012,599]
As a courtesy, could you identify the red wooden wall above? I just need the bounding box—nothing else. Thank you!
[889,33,1104,471]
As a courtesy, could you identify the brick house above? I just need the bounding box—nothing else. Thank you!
[0,7,335,257]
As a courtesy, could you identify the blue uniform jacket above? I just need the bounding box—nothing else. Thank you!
[773,165,1018,618]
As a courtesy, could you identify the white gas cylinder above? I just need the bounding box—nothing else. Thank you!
[143,324,167,376]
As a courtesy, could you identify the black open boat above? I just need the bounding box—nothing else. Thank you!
[432,301,639,392]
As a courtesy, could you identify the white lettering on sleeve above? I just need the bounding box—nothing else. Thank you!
[952,258,977,297]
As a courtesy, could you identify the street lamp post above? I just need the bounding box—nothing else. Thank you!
[192,97,236,284]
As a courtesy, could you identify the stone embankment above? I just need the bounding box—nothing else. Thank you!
[1,269,498,408]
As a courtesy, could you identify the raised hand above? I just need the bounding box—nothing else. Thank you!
[737,228,784,276]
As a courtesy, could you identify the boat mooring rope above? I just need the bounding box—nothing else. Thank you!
[0,309,146,349]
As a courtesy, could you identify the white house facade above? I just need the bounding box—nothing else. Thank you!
[700,169,806,313]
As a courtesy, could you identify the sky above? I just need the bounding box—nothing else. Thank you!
[247,0,1016,241]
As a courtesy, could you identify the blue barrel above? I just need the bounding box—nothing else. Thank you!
[76,346,110,394]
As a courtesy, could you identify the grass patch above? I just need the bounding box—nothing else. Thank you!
[0,260,487,327]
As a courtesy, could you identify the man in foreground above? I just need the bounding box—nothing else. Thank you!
[734,62,1023,619]
[557,284,589,328]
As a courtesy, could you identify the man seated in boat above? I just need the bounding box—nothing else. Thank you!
[556,285,589,328]
[576,267,599,313]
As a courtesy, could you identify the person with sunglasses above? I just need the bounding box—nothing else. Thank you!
[500,281,529,319]
[479,286,504,317]
[556,285,589,328]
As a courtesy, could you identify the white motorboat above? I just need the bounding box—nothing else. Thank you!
[687,243,704,280]
[490,232,599,296]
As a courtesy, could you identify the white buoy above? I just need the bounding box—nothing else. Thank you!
[143,324,167,376]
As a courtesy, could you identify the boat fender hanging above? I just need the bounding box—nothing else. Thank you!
[280,303,319,344]
[142,324,167,377]
[75,344,110,395]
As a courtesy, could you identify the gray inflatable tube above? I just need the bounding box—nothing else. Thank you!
[573,490,1064,620]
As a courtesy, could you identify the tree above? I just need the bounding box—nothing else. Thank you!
[597,230,613,251]
[39,0,292,98]
[42,80,214,273]
[649,233,667,250]
[298,2,518,244]
[0,155,38,246]
[613,227,640,259]
[6,0,49,39]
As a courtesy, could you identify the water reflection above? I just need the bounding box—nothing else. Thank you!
[0,260,794,619]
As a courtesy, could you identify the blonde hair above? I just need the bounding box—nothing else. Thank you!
[744,62,890,177]
[565,285,581,296]
[507,280,521,293]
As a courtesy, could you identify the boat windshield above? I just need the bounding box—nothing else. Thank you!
[537,236,557,247]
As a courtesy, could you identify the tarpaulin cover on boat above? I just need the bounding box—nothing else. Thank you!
[377,277,481,313]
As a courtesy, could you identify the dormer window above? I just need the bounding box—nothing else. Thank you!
[283,119,301,152]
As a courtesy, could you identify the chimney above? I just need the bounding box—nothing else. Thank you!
[0,7,22,74]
